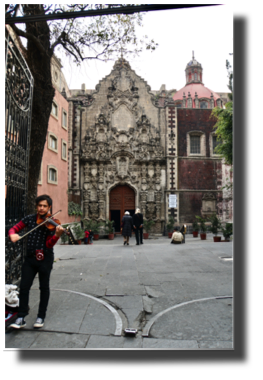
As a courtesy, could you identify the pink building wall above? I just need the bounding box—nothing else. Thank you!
[37,88,71,224]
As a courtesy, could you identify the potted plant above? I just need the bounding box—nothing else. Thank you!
[192,220,199,238]
[166,216,175,238]
[105,219,115,240]
[209,213,222,242]
[90,220,103,240]
[195,216,207,240]
[221,223,233,242]
[143,220,155,239]
[72,224,85,244]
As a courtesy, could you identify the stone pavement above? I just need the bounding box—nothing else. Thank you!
[5,233,233,350]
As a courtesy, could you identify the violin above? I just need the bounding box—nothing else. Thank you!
[12,210,77,244]
[37,212,70,236]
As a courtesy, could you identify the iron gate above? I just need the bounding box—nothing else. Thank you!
[5,28,34,285]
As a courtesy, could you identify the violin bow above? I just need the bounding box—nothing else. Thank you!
[16,210,62,241]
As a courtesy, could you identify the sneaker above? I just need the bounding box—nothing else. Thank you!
[9,317,26,329]
[34,318,44,328]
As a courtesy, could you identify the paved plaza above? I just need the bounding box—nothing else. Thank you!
[5,234,233,350]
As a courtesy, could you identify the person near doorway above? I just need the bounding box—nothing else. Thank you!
[132,208,144,245]
[171,227,184,244]
[7,194,64,329]
[121,211,133,246]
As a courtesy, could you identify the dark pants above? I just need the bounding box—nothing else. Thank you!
[135,227,143,244]
[18,255,53,319]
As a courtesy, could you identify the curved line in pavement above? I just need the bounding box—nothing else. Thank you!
[52,288,123,336]
[142,295,233,337]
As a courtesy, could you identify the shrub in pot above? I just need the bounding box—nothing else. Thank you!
[72,224,85,244]
[195,216,207,240]
[90,220,103,240]
[192,220,199,237]
[221,223,233,242]
[143,220,155,239]
[83,219,103,240]
[105,219,115,240]
[209,213,222,242]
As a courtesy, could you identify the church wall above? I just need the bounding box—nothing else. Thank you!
[178,160,221,190]
[176,108,223,223]
[66,58,230,233]
[179,192,203,223]
[69,59,167,234]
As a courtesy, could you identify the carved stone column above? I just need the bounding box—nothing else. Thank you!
[83,189,90,219]
[98,190,105,221]
[155,191,162,220]
[147,202,156,220]
[140,191,147,218]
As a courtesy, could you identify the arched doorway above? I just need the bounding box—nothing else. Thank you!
[110,185,135,232]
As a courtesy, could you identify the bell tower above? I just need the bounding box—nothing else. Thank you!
[185,51,203,85]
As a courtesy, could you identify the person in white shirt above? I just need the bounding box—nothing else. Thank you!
[171,227,184,244]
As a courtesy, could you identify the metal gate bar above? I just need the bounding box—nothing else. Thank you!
[5,28,34,285]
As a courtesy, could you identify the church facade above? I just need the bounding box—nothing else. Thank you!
[66,55,231,233]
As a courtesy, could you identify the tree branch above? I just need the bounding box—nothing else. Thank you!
[10,23,47,56]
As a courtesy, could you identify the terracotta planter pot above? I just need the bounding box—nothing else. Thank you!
[93,234,99,240]
[108,233,114,240]
[168,232,173,238]
[193,231,198,238]
[213,236,221,242]
[200,233,207,240]
[143,232,149,239]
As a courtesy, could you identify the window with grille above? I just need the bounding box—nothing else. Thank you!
[190,135,200,154]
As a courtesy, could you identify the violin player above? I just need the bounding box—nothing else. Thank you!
[8,194,64,329]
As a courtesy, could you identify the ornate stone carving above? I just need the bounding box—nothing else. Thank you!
[146,202,156,220]
[202,192,217,217]
[75,57,166,233]
[89,202,98,218]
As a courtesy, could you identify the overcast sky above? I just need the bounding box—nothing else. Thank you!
[61,4,233,94]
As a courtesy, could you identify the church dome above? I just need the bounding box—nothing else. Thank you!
[173,53,222,109]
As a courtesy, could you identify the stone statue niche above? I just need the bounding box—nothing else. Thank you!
[112,104,135,132]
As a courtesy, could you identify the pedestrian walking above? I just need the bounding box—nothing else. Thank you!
[121,211,133,246]
[84,230,90,244]
[132,208,144,245]
[170,227,184,244]
[8,194,64,329]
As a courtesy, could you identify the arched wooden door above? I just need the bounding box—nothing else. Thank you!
[110,185,135,232]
